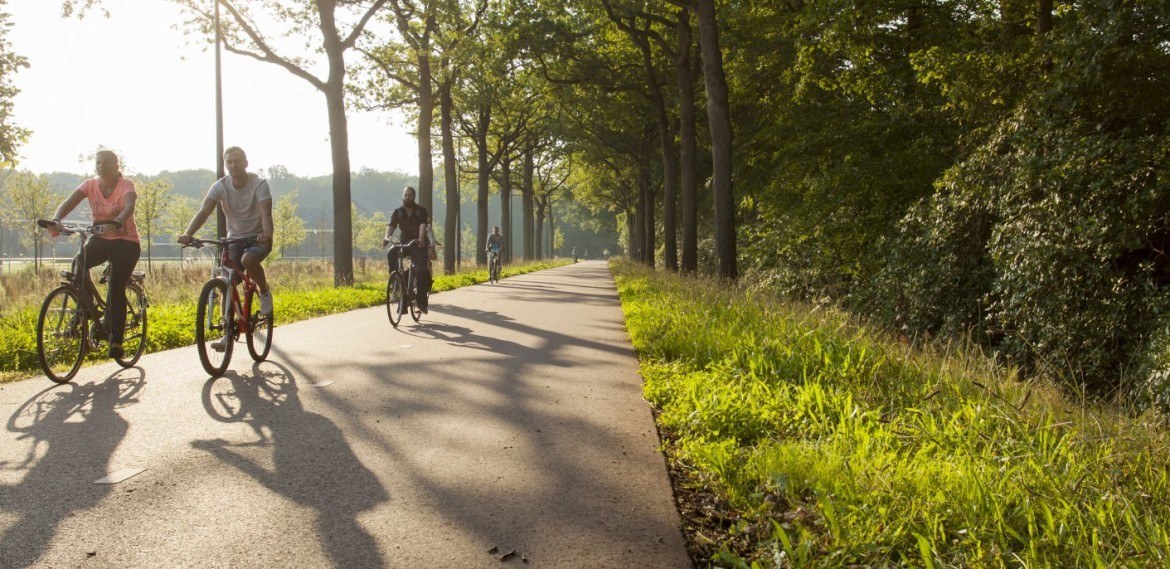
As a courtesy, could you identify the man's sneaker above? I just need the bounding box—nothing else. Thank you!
[259,291,274,317]
[420,304,428,315]
[108,343,123,359]
[210,340,226,352]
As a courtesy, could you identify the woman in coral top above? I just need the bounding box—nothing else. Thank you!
[48,149,140,358]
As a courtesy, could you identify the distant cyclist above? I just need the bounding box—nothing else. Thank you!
[178,146,274,317]
[383,186,431,314]
[486,226,504,260]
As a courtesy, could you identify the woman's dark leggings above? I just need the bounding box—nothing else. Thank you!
[83,238,141,345]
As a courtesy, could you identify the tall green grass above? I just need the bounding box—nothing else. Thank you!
[614,259,1170,568]
[1,259,569,381]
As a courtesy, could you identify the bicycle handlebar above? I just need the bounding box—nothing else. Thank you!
[385,239,420,250]
[37,219,120,236]
[180,237,258,249]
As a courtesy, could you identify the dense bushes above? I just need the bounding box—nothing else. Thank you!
[733,1,1170,398]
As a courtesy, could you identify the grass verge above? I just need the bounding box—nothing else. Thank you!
[612,259,1170,568]
[1,259,570,382]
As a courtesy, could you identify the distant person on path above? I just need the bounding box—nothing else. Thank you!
[47,149,140,358]
[572,246,577,262]
[486,226,504,258]
[383,186,432,314]
[177,146,274,316]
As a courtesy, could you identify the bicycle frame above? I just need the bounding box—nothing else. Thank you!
[207,242,259,337]
[53,223,136,345]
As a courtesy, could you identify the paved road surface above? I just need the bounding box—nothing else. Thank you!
[0,260,690,568]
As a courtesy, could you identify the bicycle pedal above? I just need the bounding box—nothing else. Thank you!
[210,341,226,352]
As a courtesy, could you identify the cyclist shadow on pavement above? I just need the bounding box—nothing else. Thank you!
[193,361,389,568]
[0,367,144,569]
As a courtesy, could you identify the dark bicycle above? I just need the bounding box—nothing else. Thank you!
[488,249,502,284]
[386,239,423,328]
[181,237,273,377]
[34,219,148,383]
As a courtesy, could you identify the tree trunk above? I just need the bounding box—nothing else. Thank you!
[637,37,678,271]
[522,148,535,261]
[1037,0,1053,35]
[635,173,646,263]
[417,50,435,215]
[535,198,545,260]
[624,208,636,258]
[441,72,459,274]
[326,84,355,285]
[639,162,656,267]
[548,203,555,257]
[677,9,699,273]
[476,110,491,267]
[696,0,736,279]
[499,157,513,264]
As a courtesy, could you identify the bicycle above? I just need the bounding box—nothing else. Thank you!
[182,237,273,377]
[488,249,502,284]
[34,219,148,383]
[385,239,423,328]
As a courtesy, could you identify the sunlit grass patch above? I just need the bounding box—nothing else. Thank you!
[614,259,1170,568]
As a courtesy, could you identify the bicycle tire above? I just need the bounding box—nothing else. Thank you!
[386,271,403,327]
[196,279,233,377]
[115,283,148,368]
[408,267,421,322]
[36,285,87,383]
[245,288,273,362]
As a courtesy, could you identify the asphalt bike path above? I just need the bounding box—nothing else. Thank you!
[0,260,690,568]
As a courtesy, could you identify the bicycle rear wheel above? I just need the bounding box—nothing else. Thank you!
[386,271,403,327]
[196,279,233,377]
[36,285,87,383]
[245,288,273,362]
[408,268,421,322]
[115,283,148,368]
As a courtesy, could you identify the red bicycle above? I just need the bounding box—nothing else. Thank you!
[182,237,273,377]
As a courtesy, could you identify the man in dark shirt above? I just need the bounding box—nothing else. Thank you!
[383,186,432,313]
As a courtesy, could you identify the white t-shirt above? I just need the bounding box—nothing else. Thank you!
[205,174,272,238]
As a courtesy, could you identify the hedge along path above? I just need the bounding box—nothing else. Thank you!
[0,260,570,382]
[612,259,1170,568]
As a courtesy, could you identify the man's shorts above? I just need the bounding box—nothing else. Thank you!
[228,240,272,269]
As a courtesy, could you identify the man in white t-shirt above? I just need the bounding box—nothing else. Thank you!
[178,146,275,316]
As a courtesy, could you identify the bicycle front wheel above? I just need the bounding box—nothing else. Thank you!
[408,268,421,322]
[116,283,148,368]
[386,271,403,327]
[196,279,233,377]
[245,288,273,362]
[36,285,87,383]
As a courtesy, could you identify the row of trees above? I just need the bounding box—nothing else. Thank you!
[39,1,1170,396]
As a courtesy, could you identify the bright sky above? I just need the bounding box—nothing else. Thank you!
[8,0,419,178]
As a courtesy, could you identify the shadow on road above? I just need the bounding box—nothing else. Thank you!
[0,367,144,568]
[193,361,389,568]
[294,260,684,563]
